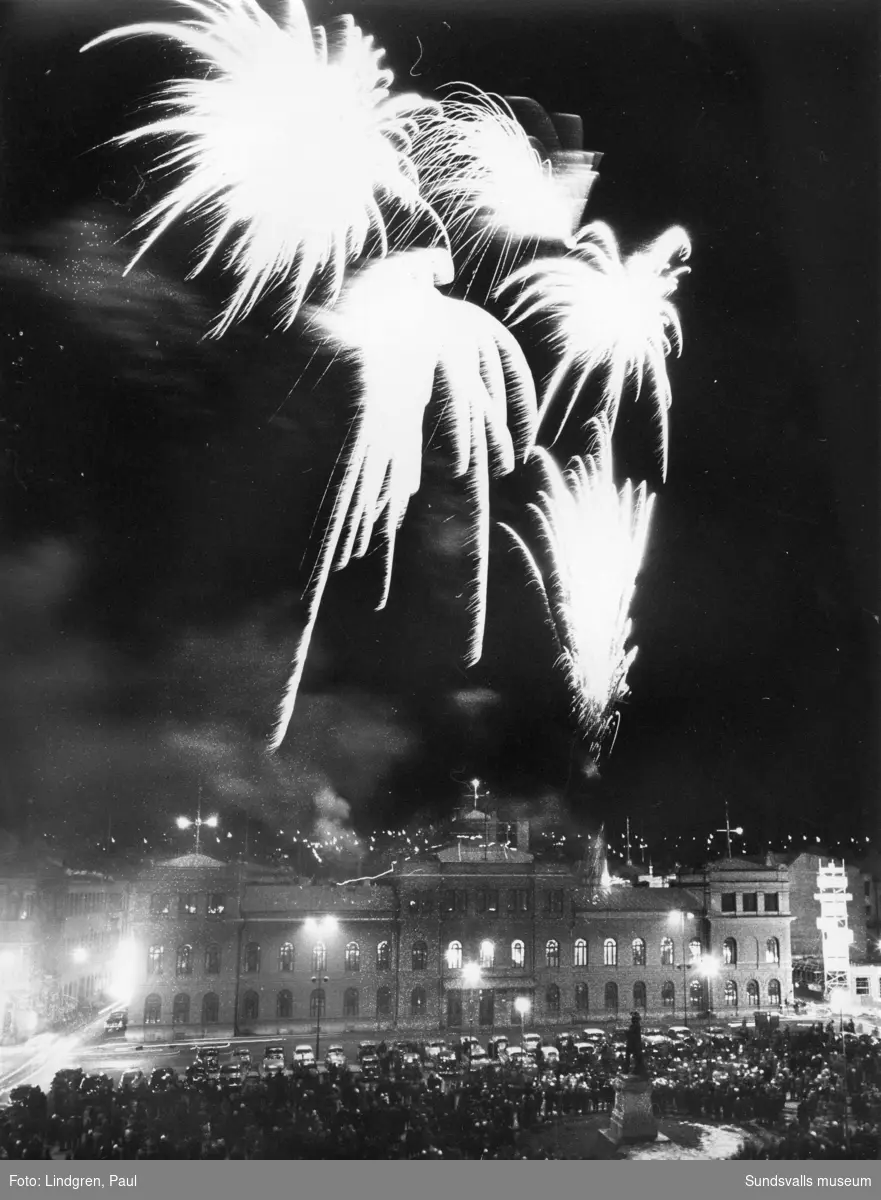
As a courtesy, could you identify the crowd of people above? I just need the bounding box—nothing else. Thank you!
[0,1020,879,1159]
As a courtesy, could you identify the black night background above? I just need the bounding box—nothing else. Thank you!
[1,0,878,868]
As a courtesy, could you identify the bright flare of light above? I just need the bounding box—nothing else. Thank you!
[71,947,89,964]
[500,415,654,751]
[175,816,192,830]
[498,222,690,479]
[271,248,536,749]
[82,0,444,335]
[109,938,138,1004]
[514,996,531,1017]
[204,815,219,828]
[700,956,720,977]
[412,87,597,284]
[462,962,481,987]
[305,915,338,935]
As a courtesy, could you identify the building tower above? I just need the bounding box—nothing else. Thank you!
[814,858,853,997]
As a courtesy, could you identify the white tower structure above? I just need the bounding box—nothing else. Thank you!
[814,858,853,996]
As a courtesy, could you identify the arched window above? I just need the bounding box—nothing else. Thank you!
[176,945,193,977]
[277,989,293,1019]
[603,938,617,967]
[343,987,359,1018]
[376,986,392,1018]
[689,979,703,1008]
[446,941,463,970]
[746,980,760,1007]
[545,939,560,969]
[661,981,675,1008]
[479,939,495,968]
[410,987,427,1017]
[201,992,219,1024]
[244,942,260,974]
[633,981,647,1011]
[575,983,589,1012]
[309,989,325,1018]
[723,937,737,966]
[768,979,782,1007]
[546,984,561,1015]
[376,940,392,972]
[172,993,190,1024]
[724,980,738,1007]
[604,981,618,1012]
[573,938,588,967]
[278,942,294,972]
[147,945,164,976]
[242,990,259,1021]
[312,943,326,973]
[632,938,646,967]
[660,937,674,966]
[765,937,780,965]
[511,939,525,968]
[204,943,221,975]
[144,994,161,1025]
[688,939,702,963]
[412,941,428,971]
[345,942,360,972]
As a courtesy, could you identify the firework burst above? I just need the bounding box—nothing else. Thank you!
[498,222,690,478]
[411,87,599,288]
[500,415,654,751]
[82,0,444,334]
[271,248,536,749]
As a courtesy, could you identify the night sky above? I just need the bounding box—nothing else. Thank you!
[1,0,878,864]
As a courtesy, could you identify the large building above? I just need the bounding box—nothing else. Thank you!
[121,809,795,1042]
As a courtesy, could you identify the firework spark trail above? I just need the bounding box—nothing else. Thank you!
[410,87,598,290]
[270,248,536,750]
[500,415,654,751]
[82,0,446,335]
[497,222,690,479]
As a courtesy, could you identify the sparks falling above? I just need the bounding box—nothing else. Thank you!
[82,0,443,335]
[270,248,537,750]
[411,88,599,286]
[498,222,690,478]
[500,415,655,751]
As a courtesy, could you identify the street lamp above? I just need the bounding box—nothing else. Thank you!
[670,910,696,1025]
[306,916,338,1060]
[462,962,481,1046]
[176,804,219,854]
[514,996,531,1050]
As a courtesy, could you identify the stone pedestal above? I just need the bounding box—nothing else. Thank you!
[607,1074,658,1144]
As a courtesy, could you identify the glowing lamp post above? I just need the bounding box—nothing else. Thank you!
[670,910,697,1025]
[306,915,338,1060]
[514,996,531,1050]
[462,962,481,1046]
[176,808,219,854]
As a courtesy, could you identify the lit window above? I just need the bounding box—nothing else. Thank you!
[412,941,428,971]
[446,941,463,970]
[631,938,646,967]
[144,994,161,1025]
[178,894,198,917]
[603,938,617,967]
[511,939,525,968]
[479,940,495,968]
[312,942,326,973]
[768,979,781,1007]
[855,977,869,996]
[746,980,760,1006]
[661,981,675,1008]
[660,937,674,966]
[175,944,193,977]
[765,937,780,965]
[344,942,360,972]
[723,938,737,966]
[207,894,225,916]
[688,939,702,963]
[147,945,164,976]
[279,942,295,972]
[573,938,587,967]
[546,939,560,969]
[724,980,738,1007]
[377,940,392,972]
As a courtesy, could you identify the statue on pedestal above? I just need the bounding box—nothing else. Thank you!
[624,1010,647,1077]
[604,1012,657,1145]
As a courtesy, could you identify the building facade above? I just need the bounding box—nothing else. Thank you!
[121,820,795,1041]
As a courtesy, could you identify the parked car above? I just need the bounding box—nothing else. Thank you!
[358,1041,379,1064]
[522,1033,542,1053]
[80,1073,113,1100]
[467,1047,491,1071]
[293,1045,317,1071]
[118,1070,145,1090]
[185,1063,208,1086]
[573,1041,595,1063]
[220,1063,243,1087]
[424,1039,449,1061]
[197,1043,229,1062]
[325,1045,347,1071]
[642,1028,670,1046]
[360,1054,381,1081]
[104,1009,128,1035]
[262,1044,287,1074]
[149,1068,177,1092]
[232,1048,252,1067]
[457,1035,480,1059]
[539,1044,560,1065]
[437,1048,459,1076]
[579,1028,608,1045]
[488,1035,509,1059]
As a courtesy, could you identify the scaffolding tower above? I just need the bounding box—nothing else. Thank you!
[814,858,853,997]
